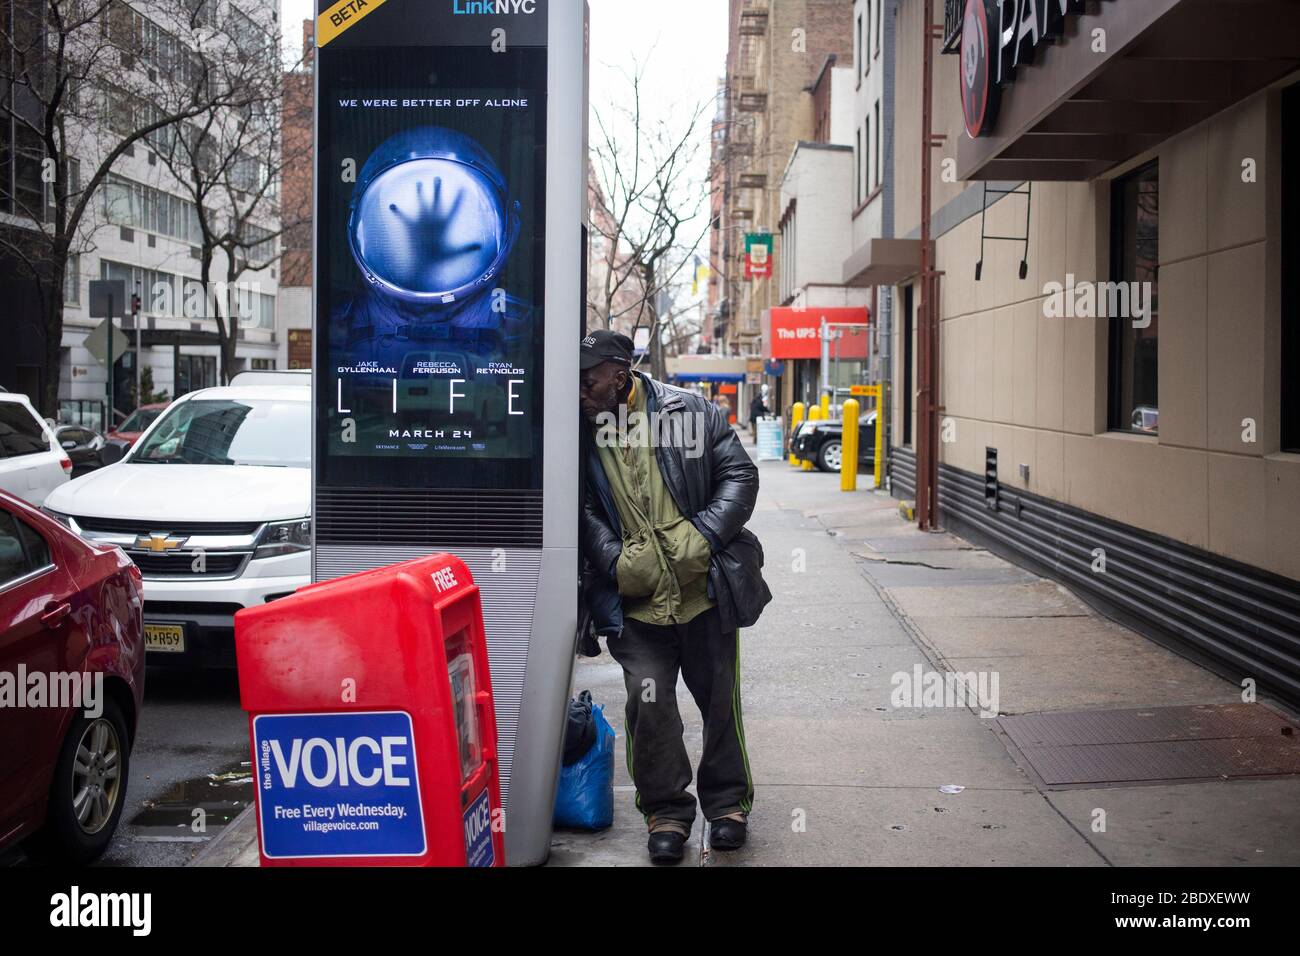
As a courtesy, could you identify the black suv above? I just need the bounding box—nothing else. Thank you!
[791,411,877,473]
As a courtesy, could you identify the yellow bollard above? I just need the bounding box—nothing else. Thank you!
[789,402,806,466]
[801,405,823,471]
[841,398,859,492]
[873,387,885,489]
[820,392,831,420]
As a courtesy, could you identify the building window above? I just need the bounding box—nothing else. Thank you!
[64,255,80,305]
[46,158,81,224]
[874,100,882,188]
[864,2,872,75]
[175,354,217,396]
[251,358,277,371]
[855,12,863,80]
[863,115,871,200]
[1283,83,1300,452]
[101,260,184,317]
[258,292,276,330]
[855,128,862,204]
[1107,161,1160,434]
[102,175,203,245]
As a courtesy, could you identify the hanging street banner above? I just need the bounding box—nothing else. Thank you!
[744,232,772,279]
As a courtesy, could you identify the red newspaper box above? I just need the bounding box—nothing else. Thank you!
[234,554,504,867]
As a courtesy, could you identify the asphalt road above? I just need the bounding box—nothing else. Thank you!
[3,665,252,868]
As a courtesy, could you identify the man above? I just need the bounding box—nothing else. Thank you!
[579,329,772,864]
[749,392,770,442]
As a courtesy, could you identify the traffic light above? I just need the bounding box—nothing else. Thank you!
[130,292,141,315]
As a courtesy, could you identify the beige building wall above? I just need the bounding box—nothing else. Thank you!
[889,5,1300,582]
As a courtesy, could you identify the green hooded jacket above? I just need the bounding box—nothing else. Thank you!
[594,378,714,625]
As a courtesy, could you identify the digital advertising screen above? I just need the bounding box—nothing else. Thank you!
[314,3,548,491]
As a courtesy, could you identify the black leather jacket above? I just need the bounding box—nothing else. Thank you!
[581,372,772,637]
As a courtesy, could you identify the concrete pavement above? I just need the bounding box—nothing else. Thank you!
[553,456,1300,867]
[196,444,1300,867]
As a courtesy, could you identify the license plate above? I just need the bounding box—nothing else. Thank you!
[144,623,186,654]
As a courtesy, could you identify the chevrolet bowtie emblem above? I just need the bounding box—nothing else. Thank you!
[136,533,187,553]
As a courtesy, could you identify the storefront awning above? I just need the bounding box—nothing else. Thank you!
[956,0,1300,181]
[841,238,931,287]
[669,373,745,384]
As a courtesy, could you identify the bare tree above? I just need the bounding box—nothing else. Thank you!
[0,0,277,416]
[589,59,714,377]
[153,12,309,383]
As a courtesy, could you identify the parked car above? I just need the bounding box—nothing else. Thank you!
[105,402,169,450]
[791,411,878,473]
[1131,404,1159,433]
[53,425,106,478]
[0,393,72,507]
[42,379,312,669]
[0,488,144,863]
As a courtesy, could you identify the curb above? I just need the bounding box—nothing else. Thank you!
[189,804,258,867]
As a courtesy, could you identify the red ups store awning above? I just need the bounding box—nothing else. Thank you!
[763,307,871,361]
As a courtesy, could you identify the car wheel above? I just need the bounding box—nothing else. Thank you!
[25,697,131,864]
[818,440,843,472]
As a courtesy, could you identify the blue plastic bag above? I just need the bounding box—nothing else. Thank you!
[553,703,615,830]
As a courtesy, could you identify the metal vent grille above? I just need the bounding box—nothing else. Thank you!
[937,463,1300,705]
[984,446,999,510]
[315,488,544,548]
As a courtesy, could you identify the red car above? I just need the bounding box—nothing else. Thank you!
[0,489,144,863]
[105,402,169,449]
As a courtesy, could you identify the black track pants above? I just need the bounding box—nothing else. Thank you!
[607,607,754,829]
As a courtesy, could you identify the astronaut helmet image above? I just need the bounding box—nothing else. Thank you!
[347,125,522,309]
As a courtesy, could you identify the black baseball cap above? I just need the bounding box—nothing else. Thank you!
[579,329,634,370]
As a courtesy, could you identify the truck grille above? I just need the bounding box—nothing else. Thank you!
[127,551,251,579]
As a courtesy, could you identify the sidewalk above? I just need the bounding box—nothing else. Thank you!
[554,457,1300,867]
[197,449,1300,868]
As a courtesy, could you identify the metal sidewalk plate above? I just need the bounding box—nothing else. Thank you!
[997,703,1300,789]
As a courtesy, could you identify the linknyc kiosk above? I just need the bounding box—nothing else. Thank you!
[310,0,587,864]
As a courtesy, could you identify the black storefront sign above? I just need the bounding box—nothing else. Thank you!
[960,0,1091,138]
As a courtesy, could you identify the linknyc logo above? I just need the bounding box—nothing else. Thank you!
[453,0,537,13]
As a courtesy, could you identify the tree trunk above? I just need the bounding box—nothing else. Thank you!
[40,262,66,421]
[222,259,240,383]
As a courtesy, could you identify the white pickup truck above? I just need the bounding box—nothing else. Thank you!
[42,372,311,668]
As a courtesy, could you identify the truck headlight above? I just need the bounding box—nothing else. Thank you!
[253,518,312,559]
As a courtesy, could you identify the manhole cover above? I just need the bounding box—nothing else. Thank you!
[997,703,1300,788]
